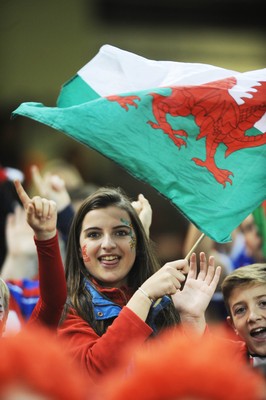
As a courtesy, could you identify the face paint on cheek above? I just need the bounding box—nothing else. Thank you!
[129,235,137,250]
[81,244,91,262]
[121,218,137,251]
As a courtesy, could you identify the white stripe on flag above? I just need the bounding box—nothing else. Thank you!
[78,44,238,97]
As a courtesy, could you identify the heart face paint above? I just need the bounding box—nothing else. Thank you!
[81,244,91,262]
[121,218,136,250]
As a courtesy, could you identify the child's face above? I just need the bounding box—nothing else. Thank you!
[228,282,266,356]
[79,206,137,288]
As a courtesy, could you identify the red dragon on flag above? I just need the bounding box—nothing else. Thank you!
[108,77,266,187]
[11,44,266,242]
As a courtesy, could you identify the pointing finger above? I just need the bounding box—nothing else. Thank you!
[13,180,31,208]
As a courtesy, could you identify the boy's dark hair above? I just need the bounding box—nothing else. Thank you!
[221,263,266,315]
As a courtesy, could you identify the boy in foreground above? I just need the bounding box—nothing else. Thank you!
[221,263,266,368]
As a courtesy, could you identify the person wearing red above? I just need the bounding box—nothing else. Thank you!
[58,186,221,380]
[13,180,67,331]
[15,181,221,381]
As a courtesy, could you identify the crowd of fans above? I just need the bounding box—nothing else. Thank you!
[0,160,265,399]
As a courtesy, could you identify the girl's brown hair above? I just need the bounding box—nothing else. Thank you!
[60,186,180,335]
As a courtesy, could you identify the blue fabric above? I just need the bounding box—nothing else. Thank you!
[232,252,255,269]
[147,296,171,332]
[7,279,39,320]
[85,281,122,320]
[85,280,171,331]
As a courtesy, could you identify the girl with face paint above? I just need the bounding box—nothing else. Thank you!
[59,186,221,380]
[14,182,221,381]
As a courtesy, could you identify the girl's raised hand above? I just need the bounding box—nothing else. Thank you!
[131,194,152,238]
[172,252,221,335]
[31,164,71,212]
[14,179,57,241]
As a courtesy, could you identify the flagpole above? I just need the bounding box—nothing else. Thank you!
[185,232,205,260]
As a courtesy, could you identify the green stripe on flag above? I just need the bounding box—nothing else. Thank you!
[11,45,266,244]
[11,88,266,243]
[57,75,100,108]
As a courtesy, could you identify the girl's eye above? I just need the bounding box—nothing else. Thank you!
[87,231,101,239]
[115,229,130,237]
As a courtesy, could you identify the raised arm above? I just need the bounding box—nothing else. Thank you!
[13,180,67,328]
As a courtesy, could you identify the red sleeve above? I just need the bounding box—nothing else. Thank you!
[58,306,153,379]
[28,233,67,328]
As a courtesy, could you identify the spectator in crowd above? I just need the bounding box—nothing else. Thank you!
[183,215,266,324]
[14,179,221,381]
[2,179,67,336]
[0,166,24,270]
[57,186,220,380]
[221,262,266,371]
[1,163,151,333]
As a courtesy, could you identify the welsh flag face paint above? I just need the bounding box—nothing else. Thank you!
[81,244,91,263]
[120,218,136,251]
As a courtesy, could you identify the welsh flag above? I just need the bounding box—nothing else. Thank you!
[12,45,266,243]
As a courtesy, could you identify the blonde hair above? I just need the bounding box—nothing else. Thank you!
[0,277,10,333]
[221,263,266,315]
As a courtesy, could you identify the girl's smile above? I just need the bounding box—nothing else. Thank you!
[79,206,136,288]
